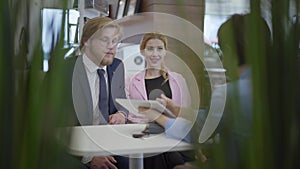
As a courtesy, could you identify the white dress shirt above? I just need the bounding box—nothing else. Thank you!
[82,54,109,125]
[81,54,109,164]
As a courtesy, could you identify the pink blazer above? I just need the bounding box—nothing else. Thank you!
[126,70,191,123]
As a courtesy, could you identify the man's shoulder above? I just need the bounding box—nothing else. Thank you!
[112,57,122,64]
[65,55,79,63]
[110,57,123,69]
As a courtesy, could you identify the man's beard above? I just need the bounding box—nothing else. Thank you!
[101,57,113,66]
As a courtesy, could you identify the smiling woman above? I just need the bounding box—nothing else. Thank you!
[143,39,167,69]
[126,32,192,123]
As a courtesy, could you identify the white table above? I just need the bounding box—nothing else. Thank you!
[65,124,193,169]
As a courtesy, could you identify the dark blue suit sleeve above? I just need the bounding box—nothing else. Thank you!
[108,58,129,116]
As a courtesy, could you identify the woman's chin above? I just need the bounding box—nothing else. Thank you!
[147,65,161,70]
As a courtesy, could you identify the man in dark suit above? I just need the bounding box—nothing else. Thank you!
[71,16,129,169]
[72,17,127,126]
[39,17,128,169]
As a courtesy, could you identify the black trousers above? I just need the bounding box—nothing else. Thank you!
[114,156,129,169]
[144,151,195,169]
[86,156,129,169]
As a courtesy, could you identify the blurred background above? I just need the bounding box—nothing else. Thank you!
[0,0,299,169]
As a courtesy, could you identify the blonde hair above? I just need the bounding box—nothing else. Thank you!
[79,17,122,51]
[140,32,169,83]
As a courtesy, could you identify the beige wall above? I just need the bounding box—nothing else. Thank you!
[141,0,204,30]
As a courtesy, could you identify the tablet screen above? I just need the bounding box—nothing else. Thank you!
[115,98,176,118]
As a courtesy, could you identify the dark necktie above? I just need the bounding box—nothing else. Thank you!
[97,69,109,123]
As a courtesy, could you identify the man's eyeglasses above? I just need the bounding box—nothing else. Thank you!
[98,37,119,47]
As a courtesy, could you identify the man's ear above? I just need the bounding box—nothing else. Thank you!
[84,39,90,48]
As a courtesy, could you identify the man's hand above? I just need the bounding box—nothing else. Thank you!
[138,107,162,122]
[109,112,126,124]
[90,156,117,169]
[138,107,170,127]
[156,94,181,116]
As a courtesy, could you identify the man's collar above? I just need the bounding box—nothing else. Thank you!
[83,54,107,73]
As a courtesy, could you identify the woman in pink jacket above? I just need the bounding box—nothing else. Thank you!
[126,32,191,123]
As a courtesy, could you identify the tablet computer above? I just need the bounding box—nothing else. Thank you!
[115,98,176,118]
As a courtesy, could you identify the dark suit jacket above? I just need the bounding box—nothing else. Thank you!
[39,55,128,169]
[72,56,128,125]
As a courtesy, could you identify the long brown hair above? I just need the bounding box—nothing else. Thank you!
[140,32,169,83]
